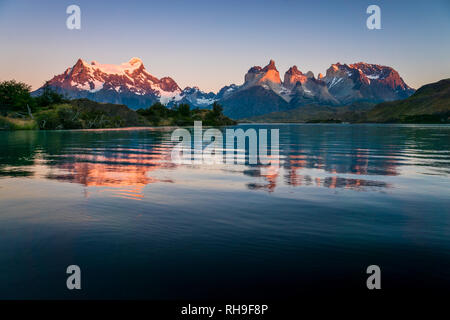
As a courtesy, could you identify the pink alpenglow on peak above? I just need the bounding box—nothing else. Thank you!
[36,57,183,109]
[128,57,144,66]
[284,65,308,89]
[244,59,282,89]
[262,59,278,72]
[85,57,145,75]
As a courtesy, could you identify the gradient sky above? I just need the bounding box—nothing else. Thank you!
[0,0,449,92]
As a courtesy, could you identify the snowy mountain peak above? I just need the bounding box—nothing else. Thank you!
[128,57,143,66]
[87,58,145,76]
[36,58,183,109]
[323,62,414,103]
[75,58,88,66]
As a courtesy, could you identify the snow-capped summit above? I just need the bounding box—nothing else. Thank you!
[323,62,414,103]
[128,57,143,66]
[88,57,145,75]
[166,86,217,108]
[34,58,182,109]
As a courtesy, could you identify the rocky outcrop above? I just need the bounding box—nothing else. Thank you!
[283,66,308,90]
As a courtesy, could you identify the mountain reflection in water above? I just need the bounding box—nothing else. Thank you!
[0,124,449,200]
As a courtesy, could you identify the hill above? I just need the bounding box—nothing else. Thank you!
[365,78,450,123]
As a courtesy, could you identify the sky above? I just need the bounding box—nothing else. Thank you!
[0,0,449,92]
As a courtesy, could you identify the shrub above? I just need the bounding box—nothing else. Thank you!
[0,116,37,130]
[0,80,33,115]
[35,104,82,130]
[34,81,64,107]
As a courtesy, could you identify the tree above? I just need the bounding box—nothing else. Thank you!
[35,81,63,107]
[212,102,223,116]
[136,102,171,125]
[149,102,168,117]
[0,80,32,115]
[176,103,191,117]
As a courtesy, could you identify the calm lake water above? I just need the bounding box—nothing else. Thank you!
[0,124,449,299]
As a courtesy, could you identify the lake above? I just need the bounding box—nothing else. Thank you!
[0,124,449,299]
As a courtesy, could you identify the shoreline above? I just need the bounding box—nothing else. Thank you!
[2,122,450,132]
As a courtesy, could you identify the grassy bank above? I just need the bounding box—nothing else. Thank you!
[1,99,236,131]
[0,116,37,130]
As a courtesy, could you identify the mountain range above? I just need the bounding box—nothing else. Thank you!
[34,58,415,119]
[247,79,450,123]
